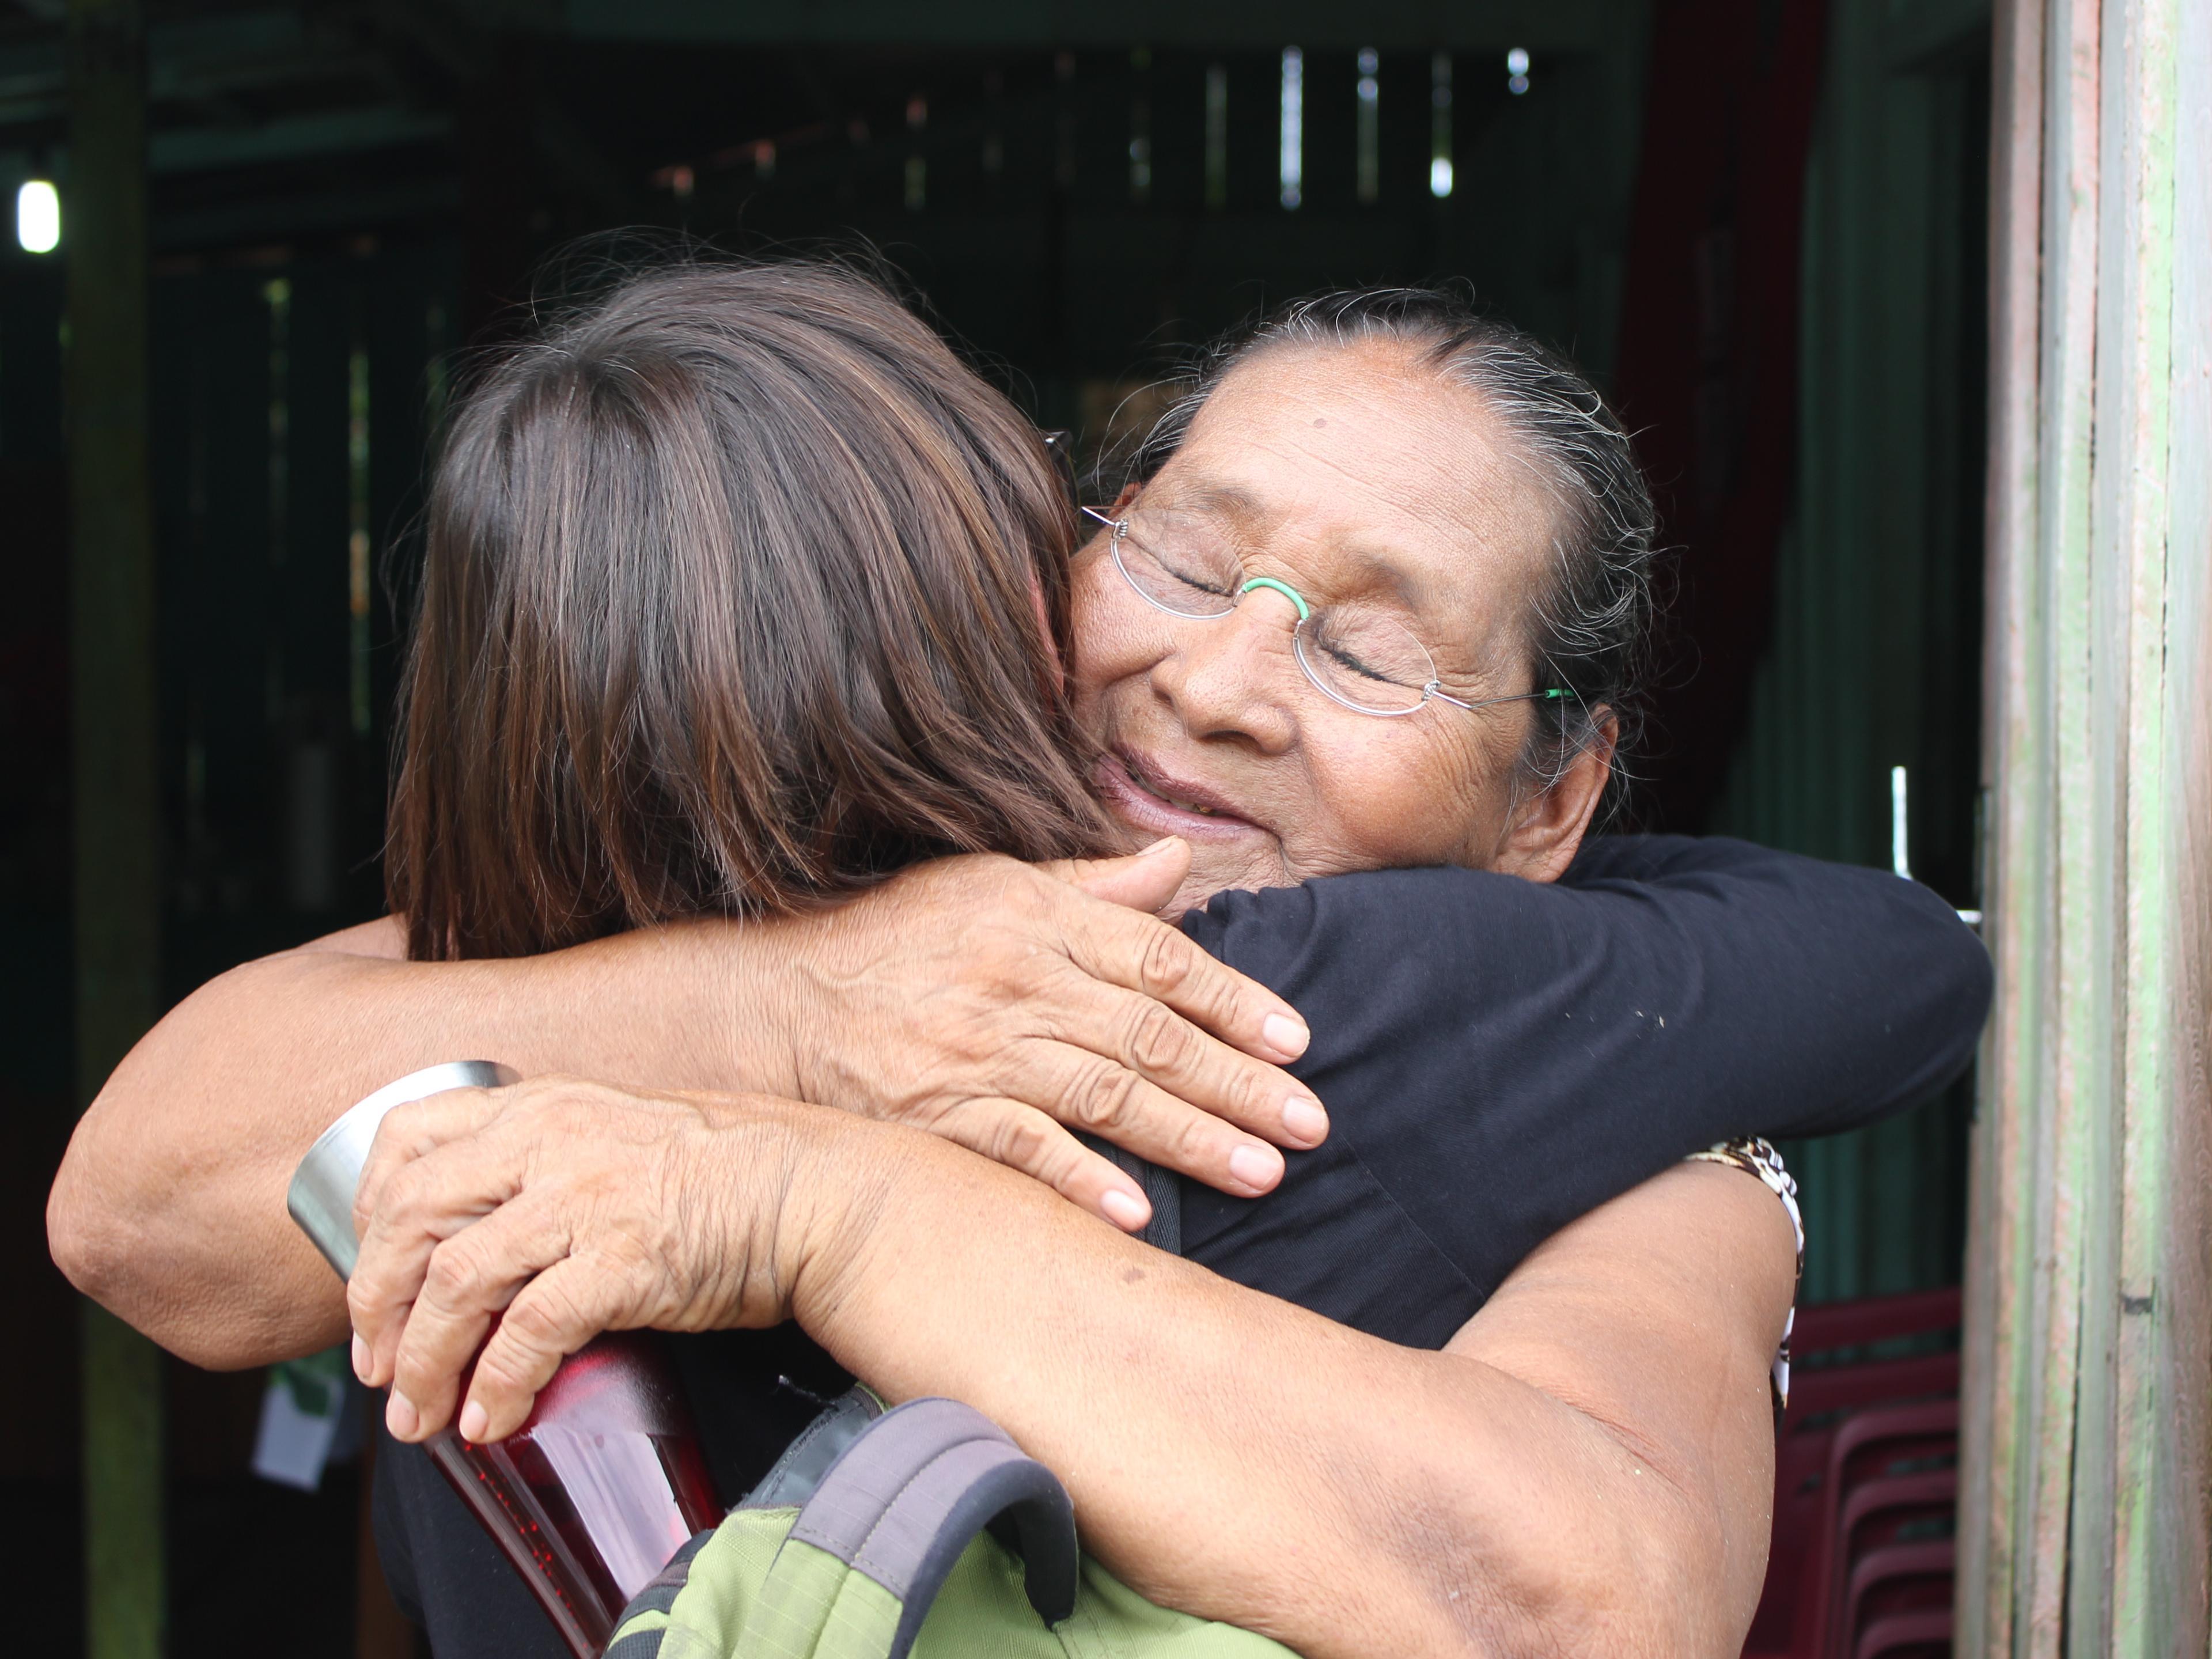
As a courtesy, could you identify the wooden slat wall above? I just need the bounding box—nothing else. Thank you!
[1959,0,2212,1652]
[1957,1,2042,1649]
[2146,0,2212,1643]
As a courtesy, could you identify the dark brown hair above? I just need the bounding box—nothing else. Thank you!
[388,260,1109,961]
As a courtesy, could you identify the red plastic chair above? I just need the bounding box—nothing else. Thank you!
[1817,1406,1959,1658]
[1818,1471,1956,1658]
[1751,1368,1959,1655]
[1789,1351,1961,1420]
[1851,1609,1952,1659]
[1838,1470,1955,1555]
[1743,1291,1961,1659]
[1829,1400,1959,1493]
[1791,1288,1961,1355]
[1843,1541,1955,1644]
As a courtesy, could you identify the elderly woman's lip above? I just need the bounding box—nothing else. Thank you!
[1096,751,1261,841]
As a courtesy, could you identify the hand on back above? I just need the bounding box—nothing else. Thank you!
[748,836,1325,1231]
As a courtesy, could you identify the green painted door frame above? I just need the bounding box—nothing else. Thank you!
[1959,0,2212,1653]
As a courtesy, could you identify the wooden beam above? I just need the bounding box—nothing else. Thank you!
[561,0,1619,52]
[65,1,165,1656]
[1956,0,2041,1643]
[2103,0,2184,1641]
[1961,0,2212,1650]
[2146,2,2212,1647]
[149,107,452,175]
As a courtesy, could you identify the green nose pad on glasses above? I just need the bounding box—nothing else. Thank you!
[1228,572,1573,710]
[1239,575,1310,620]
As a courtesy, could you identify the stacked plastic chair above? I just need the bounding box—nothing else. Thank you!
[1741,1287,1961,1659]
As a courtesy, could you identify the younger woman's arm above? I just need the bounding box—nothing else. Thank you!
[1181,834,1990,1314]
[1187,833,1991,1150]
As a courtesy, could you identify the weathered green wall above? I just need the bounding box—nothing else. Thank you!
[1960,0,2212,1652]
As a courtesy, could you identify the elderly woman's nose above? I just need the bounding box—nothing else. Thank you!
[1151,611,1299,751]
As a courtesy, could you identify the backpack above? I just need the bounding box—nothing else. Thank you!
[604,1148,1297,1659]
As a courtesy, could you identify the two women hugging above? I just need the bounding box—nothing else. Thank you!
[52,262,1989,1658]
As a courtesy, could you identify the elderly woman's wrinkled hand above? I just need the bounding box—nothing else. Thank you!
[755,843,1326,1225]
[346,1075,868,1446]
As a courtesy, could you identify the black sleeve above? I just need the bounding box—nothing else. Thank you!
[1177,836,1990,1294]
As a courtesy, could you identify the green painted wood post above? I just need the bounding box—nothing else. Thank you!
[65,1,165,1656]
[1959,0,2212,1652]
[1956,1,2043,1650]
[2097,1,2183,1649]
[2142,1,2212,1646]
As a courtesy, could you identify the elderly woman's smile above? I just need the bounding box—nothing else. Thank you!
[1071,337,1577,911]
[1097,745,1263,835]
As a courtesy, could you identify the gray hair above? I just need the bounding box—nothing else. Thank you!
[1105,287,1659,822]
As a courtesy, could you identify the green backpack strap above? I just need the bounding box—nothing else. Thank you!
[740,1396,1080,1659]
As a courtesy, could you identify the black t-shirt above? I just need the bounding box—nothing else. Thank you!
[374,835,1993,1655]
[1177,835,1988,1344]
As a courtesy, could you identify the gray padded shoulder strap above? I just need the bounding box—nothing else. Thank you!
[741,1384,884,1510]
[777,1397,1079,1659]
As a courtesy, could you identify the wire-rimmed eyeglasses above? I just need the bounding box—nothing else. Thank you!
[1081,504,1569,721]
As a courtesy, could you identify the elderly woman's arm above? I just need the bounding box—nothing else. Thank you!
[47,846,1312,1368]
[347,1080,1793,1659]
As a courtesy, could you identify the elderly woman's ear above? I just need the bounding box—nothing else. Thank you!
[1488,710,1618,884]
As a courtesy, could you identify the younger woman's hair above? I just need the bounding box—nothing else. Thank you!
[388,259,1109,961]
[1110,286,1660,823]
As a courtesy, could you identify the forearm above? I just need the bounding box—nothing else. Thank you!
[48,924,783,1368]
[49,846,1318,1368]
[344,1083,1786,1653]
[1195,839,1992,1149]
[797,1128,1772,1658]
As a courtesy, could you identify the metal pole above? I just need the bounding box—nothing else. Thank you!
[65,1,164,1655]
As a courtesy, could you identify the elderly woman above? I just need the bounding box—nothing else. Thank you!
[50,265,1985,1657]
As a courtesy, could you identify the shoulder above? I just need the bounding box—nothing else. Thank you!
[278,915,410,961]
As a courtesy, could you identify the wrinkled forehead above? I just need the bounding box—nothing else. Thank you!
[1149,340,1559,636]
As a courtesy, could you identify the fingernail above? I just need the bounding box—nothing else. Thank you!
[1100,1187,1152,1232]
[387,1392,420,1440]
[1139,836,1180,855]
[459,1399,489,1443]
[1281,1095,1328,1146]
[351,1334,371,1383]
[1262,1012,1310,1059]
[1228,1143,1283,1192]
